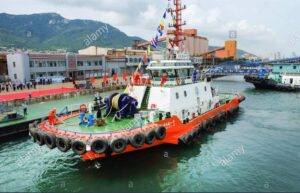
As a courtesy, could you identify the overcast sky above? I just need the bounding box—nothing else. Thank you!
[1,0,300,58]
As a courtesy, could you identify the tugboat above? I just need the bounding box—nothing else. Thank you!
[29,0,246,161]
[245,62,300,92]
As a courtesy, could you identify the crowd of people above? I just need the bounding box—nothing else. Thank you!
[0,80,38,93]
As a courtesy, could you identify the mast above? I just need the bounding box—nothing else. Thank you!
[168,0,186,49]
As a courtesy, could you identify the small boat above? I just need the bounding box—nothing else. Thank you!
[245,73,300,92]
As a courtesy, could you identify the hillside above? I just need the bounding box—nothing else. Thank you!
[0,13,143,51]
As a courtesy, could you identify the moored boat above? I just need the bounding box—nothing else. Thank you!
[245,62,300,92]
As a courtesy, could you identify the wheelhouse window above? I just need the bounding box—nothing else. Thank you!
[176,92,179,99]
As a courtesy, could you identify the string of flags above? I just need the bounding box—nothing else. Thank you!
[126,4,172,90]
[151,10,167,48]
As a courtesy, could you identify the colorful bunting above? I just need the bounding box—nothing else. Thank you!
[147,45,151,56]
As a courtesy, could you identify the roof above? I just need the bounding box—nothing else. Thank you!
[148,60,194,70]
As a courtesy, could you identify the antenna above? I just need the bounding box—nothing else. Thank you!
[167,0,186,49]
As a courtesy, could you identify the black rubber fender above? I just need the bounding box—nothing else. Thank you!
[184,134,193,146]
[155,126,166,140]
[196,128,202,138]
[56,137,71,153]
[192,130,198,139]
[202,121,208,131]
[130,133,146,148]
[29,127,38,142]
[71,140,87,155]
[91,138,108,154]
[44,134,56,149]
[35,131,45,146]
[207,118,216,128]
[145,130,156,145]
[110,138,127,153]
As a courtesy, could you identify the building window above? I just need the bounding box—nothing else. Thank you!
[176,92,179,99]
[184,91,187,97]
[39,63,42,68]
[13,62,16,68]
[29,61,34,68]
[95,61,98,66]
[99,61,102,66]
[14,74,17,79]
[88,62,91,66]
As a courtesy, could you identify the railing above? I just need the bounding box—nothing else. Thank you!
[151,76,194,87]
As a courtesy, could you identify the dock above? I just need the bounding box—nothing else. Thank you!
[0,87,124,138]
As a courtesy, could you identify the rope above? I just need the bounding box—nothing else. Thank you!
[111,102,130,122]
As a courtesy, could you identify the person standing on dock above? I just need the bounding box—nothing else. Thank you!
[22,102,28,116]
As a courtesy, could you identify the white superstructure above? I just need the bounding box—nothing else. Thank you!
[129,58,218,121]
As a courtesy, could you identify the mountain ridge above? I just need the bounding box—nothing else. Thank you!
[0,13,254,57]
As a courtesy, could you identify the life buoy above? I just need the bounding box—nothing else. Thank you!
[36,131,45,146]
[130,133,145,148]
[71,140,87,155]
[110,138,127,153]
[80,104,87,113]
[145,130,156,145]
[155,126,166,140]
[91,138,108,154]
[44,134,56,149]
[56,137,71,153]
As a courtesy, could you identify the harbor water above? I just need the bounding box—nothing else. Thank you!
[1,78,300,192]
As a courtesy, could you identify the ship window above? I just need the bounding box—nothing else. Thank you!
[293,66,297,69]
[184,91,187,97]
[279,66,283,69]
[176,92,179,99]
[204,86,207,92]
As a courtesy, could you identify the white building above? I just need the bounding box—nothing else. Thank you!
[6,52,122,82]
[7,53,30,82]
